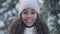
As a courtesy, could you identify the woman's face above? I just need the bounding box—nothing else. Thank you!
[22,8,37,26]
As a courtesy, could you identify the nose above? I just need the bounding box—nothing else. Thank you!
[27,13,32,18]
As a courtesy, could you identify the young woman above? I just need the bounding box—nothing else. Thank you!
[8,0,50,34]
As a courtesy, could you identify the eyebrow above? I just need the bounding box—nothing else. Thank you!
[22,8,37,12]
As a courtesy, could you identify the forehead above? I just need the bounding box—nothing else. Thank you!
[22,8,36,11]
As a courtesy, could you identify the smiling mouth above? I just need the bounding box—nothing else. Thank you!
[26,19,33,23]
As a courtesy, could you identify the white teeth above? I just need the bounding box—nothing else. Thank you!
[27,20,32,22]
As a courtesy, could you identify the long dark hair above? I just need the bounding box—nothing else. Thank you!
[8,13,50,34]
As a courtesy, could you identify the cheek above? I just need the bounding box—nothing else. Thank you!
[33,14,37,19]
[22,14,25,19]
[21,14,27,21]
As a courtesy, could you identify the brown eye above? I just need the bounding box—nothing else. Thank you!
[22,12,28,15]
[31,12,35,14]
[31,9,37,14]
[22,9,28,15]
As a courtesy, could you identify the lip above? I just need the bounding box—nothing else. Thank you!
[25,19,33,23]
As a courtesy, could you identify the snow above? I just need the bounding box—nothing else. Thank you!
[0,20,5,28]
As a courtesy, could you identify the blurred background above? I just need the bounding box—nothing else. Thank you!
[0,0,60,34]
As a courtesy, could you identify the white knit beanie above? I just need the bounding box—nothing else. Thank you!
[18,0,41,15]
